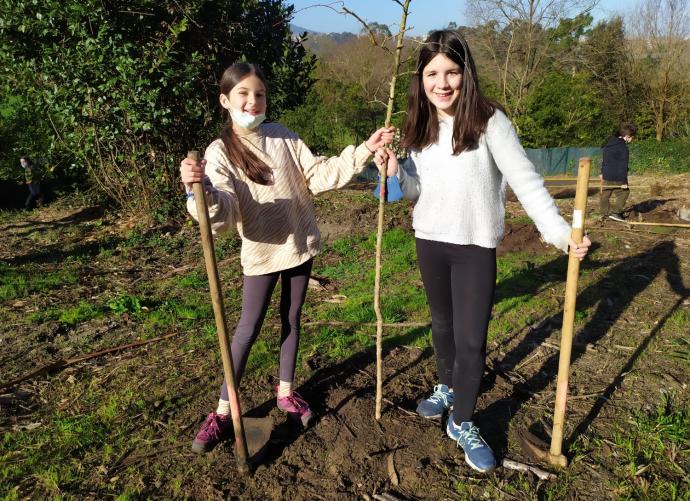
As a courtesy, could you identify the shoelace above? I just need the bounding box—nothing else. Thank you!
[428,385,452,406]
[200,415,222,439]
[283,393,307,410]
[457,426,485,451]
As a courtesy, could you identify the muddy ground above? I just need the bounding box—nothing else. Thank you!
[1,173,689,500]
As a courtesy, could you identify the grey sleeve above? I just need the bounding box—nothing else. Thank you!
[396,157,421,202]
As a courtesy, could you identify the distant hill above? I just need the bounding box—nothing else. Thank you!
[290,23,319,35]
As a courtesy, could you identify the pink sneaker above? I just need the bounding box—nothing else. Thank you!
[276,388,314,427]
[191,411,232,453]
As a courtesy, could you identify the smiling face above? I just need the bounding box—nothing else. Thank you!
[422,53,462,118]
[220,74,267,118]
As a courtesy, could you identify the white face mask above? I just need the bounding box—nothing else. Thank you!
[229,107,266,129]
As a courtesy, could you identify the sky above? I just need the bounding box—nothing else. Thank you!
[287,0,627,36]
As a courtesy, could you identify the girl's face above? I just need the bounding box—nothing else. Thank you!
[220,74,267,117]
[422,53,462,118]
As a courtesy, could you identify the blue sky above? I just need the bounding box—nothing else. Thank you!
[287,0,626,36]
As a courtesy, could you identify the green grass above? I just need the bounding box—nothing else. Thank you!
[0,263,79,302]
[0,384,158,499]
[607,393,689,500]
[314,228,427,326]
[4,200,687,499]
[58,301,104,325]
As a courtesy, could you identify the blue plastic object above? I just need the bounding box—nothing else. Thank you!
[373,174,404,202]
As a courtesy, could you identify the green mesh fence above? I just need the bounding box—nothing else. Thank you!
[526,147,601,177]
[357,146,603,183]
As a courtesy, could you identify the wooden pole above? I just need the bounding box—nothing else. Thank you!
[548,157,591,467]
[373,0,411,421]
[189,151,250,475]
[626,221,690,228]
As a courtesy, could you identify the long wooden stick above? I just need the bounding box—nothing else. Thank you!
[0,332,181,392]
[189,151,250,475]
[548,157,591,467]
[373,0,412,421]
[627,221,690,228]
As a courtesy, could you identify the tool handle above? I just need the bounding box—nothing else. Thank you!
[549,157,590,462]
[188,150,250,474]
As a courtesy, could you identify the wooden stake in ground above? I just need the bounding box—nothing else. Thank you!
[520,158,591,468]
[371,0,411,421]
[188,151,251,475]
[549,157,591,466]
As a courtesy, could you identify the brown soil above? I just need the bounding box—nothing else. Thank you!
[2,173,689,499]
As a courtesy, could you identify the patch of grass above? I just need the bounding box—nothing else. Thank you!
[214,233,241,261]
[505,214,533,225]
[667,309,690,330]
[0,263,79,301]
[490,252,562,342]
[176,270,207,289]
[608,393,689,499]
[107,294,143,315]
[182,322,218,351]
[29,300,104,325]
[314,228,427,325]
[606,234,620,246]
[139,297,213,335]
[669,338,690,363]
[1,413,108,496]
[58,301,103,325]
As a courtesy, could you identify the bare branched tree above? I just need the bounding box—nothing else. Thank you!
[627,0,690,140]
[326,0,413,420]
[466,0,597,119]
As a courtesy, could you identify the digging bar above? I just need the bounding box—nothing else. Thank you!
[520,157,591,468]
[189,151,272,474]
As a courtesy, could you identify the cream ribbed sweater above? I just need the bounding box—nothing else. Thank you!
[397,110,572,252]
[186,122,371,275]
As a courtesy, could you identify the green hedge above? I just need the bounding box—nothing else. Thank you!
[630,138,690,174]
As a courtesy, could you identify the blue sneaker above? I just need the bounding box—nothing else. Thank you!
[416,384,454,419]
[446,419,496,473]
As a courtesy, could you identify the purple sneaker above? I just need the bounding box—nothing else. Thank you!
[276,388,314,427]
[191,411,232,453]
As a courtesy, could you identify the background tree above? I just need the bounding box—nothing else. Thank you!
[580,17,637,131]
[466,0,596,123]
[627,0,690,141]
[0,0,315,216]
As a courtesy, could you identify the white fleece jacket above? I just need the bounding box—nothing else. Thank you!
[397,110,572,252]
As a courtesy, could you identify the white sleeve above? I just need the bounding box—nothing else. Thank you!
[485,111,571,252]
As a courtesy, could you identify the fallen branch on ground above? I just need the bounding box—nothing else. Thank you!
[0,332,182,391]
[302,320,430,329]
[502,458,556,480]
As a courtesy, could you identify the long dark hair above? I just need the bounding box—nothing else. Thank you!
[219,63,272,185]
[401,30,499,154]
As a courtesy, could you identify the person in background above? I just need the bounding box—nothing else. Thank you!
[600,124,636,222]
[180,62,394,454]
[374,30,591,473]
[20,156,44,210]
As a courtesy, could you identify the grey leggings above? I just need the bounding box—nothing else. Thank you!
[219,258,312,400]
[416,239,496,424]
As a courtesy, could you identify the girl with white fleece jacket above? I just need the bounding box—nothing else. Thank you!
[375,30,591,473]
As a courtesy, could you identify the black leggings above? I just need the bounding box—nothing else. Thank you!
[416,239,496,424]
[219,258,312,400]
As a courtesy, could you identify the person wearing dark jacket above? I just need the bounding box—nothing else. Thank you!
[20,156,44,210]
[600,124,636,222]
